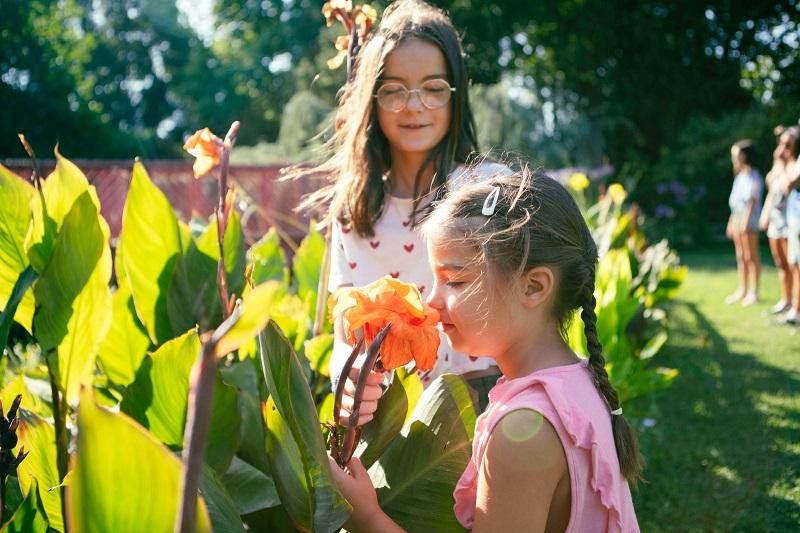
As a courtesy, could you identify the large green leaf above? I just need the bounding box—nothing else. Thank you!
[24,149,101,274]
[32,191,112,403]
[248,227,289,286]
[356,367,423,470]
[120,329,241,472]
[291,225,325,320]
[199,464,248,533]
[96,278,152,387]
[119,161,182,344]
[259,321,350,533]
[167,212,246,335]
[0,478,49,533]
[0,164,35,333]
[220,456,280,515]
[16,409,64,532]
[0,266,38,349]
[264,395,314,531]
[71,387,211,532]
[370,374,475,532]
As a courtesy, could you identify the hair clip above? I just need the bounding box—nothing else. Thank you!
[610,407,623,416]
[482,186,500,216]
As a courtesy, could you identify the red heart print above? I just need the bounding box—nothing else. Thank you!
[349,262,357,269]
[342,226,351,234]
[370,241,380,249]
[418,285,425,293]
[469,356,478,362]
[403,244,414,252]
[389,272,399,278]
[402,219,411,227]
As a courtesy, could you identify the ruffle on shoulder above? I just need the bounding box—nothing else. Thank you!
[487,360,630,533]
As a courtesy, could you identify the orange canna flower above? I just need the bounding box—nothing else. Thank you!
[328,276,440,371]
[184,128,221,179]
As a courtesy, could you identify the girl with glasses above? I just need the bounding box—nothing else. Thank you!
[298,0,508,423]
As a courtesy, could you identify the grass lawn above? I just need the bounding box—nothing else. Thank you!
[631,242,800,532]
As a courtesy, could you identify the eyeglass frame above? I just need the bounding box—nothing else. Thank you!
[373,79,456,112]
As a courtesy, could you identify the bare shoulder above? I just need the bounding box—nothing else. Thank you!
[473,409,570,531]
[485,409,567,474]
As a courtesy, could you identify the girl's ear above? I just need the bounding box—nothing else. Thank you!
[519,266,555,308]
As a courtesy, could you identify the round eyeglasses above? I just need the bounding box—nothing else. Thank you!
[374,79,455,112]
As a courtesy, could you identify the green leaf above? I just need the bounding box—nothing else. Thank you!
[71,387,211,532]
[120,330,240,471]
[16,409,64,532]
[357,367,423,470]
[291,225,325,318]
[0,478,49,533]
[119,161,181,344]
[248,227,289,286]
[24,149,100,274]
[265,395,313,531]
[199,464,248,533]
[121,331,199,447]
[32,191,112,403]
[304,333,333,376]
[96,278,152,387]
[196,210,247,300]
[371,374,475,532]
[220,456,281,514]
[213,281,282,358]
[0,266,38,349]
[259,321,350,532]
[0,164,36,333]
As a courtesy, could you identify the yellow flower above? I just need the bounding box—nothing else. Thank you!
[607,183,627,204]
[328,276,440,371]
[568,172,589,192]
[183,128,221,179]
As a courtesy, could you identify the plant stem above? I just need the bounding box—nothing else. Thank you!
[215,121,240,320]
[175,342,217,533]
[339,324,391,465]
[47,365,69,525]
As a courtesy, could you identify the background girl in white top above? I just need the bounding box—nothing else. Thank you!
[726,139,763,306]
[299,0,505,421]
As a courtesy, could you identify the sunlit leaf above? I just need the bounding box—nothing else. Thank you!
[16,409,64,532]
[213,281,282,358]
[220,456,280,515]
[0,478,49,533]
[0,164,36,332]
[96,278,151,387]
[71,388,211,532]
[248,227,289,286]
[119,161,181,344]
[32,191,112,403]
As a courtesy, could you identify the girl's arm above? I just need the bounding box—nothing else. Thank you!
[759,187,774,231]
[741,197,756,233]
[473,409,569,532]
[329,456,405,533]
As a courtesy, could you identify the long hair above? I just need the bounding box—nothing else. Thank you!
[295,0,478,237]
[422,167,645,485]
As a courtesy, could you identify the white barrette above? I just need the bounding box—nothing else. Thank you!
[610,407,623,416]
[482,186,501,216]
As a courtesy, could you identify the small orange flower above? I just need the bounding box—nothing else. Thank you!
[183,128,221,179]
[328,276,440,371]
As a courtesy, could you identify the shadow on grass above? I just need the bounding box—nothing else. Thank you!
[632,299,800,532]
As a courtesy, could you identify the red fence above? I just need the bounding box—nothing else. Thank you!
[3,159,326,250]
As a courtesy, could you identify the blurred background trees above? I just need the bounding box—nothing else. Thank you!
[2,0,799,244]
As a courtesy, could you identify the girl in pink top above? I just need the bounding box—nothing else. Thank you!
[330,168,642,532]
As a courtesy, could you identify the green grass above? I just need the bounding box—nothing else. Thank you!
[631,243,800,532]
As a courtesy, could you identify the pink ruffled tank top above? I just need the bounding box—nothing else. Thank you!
[453,359,640,532]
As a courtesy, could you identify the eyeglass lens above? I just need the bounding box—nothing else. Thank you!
[376,79,453,112]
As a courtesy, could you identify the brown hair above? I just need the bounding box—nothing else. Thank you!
[422,167,645,484]
[295,0,479,237]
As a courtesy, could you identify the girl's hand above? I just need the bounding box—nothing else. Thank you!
[329,455,389,532]
[339,360,384,426]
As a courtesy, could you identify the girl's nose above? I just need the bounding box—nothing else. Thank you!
[426,283,442,309]
[404,89,425,112]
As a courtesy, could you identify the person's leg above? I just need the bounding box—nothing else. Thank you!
[772,237,793,312]
[741,231,761,305]
[727,230,747,303]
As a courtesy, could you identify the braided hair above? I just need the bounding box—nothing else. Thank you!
[422,166,644,484]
